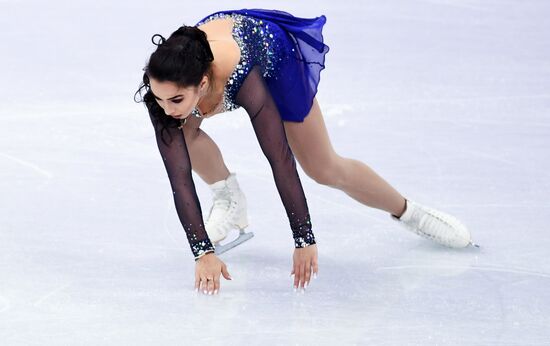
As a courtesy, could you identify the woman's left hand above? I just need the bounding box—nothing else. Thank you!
[291,244,318,291]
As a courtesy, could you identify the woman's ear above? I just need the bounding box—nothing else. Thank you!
[199,75,209,93]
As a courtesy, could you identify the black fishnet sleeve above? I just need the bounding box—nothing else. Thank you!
[147,107,215,261]
[235,66,316,248]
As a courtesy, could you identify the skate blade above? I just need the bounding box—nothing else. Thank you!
[214,230,254,255]
[468,241,481,248]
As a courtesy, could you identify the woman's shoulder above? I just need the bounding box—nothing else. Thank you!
[196,13,233,34]
[195,11,239,27]
[195,13,246,115]
[197,15,239,72]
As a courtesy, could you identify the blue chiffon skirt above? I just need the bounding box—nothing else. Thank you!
[196,9,330,122]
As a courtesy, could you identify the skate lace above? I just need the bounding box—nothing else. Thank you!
[206,187,235,227]
[409,206,459,245]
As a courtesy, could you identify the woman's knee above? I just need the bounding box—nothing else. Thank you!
[181,116,203,141]
[182,119,204,144]
[183,126,200,142]
[302,156,345,187]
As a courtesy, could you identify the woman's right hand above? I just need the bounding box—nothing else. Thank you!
[195,252,232,295]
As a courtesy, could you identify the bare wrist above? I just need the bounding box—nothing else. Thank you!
[194,249,215,262]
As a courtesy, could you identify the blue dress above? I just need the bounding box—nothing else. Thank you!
[147,9,329,260]
[195,9,330,122]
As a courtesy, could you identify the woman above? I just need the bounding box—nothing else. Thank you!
[134,9,476,296]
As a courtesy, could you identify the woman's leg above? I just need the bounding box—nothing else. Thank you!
[182,115,249,244]
[283,98,407,217]
[181,115,230,184]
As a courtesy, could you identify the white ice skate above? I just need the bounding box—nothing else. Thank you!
[205,172,254,255]
[391,199,479,248]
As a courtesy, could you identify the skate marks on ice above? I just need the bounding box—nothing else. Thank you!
[376,263,550,279]
[32,282,74,308]
[0,152,53,179]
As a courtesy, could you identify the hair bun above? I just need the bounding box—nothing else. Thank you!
[171,25,214,63]
[172,26,203,41]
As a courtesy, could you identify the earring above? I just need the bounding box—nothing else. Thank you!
[191,107,202,118]
[192,95,203,118]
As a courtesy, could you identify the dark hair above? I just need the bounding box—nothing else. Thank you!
[134,25,214,145]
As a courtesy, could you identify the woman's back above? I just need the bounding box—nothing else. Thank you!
[194,17,241,118]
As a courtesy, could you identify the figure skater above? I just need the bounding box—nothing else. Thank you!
[134,9,476,296]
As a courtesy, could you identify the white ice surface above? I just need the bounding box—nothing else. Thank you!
[1,1,550,345]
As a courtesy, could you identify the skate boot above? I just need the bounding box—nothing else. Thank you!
[391,199,478,248]
[205,172,254,255]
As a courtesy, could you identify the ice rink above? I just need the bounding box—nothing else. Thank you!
[1,0,549,345]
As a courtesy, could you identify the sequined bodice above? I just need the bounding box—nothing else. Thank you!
[195,12,285,116]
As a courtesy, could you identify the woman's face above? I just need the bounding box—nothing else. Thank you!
[149,77,202,120]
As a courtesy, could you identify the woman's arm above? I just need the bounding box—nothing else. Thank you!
[235,66,316,248]
[146,105,215,261]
